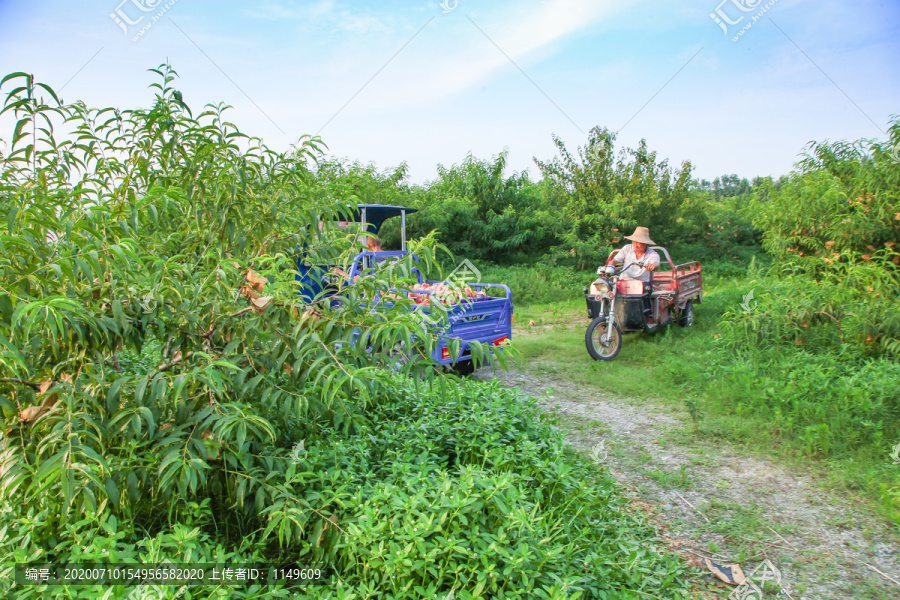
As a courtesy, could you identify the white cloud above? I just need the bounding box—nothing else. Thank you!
[243,0,335,21]
[242,0,390,34]
[433,0,631,96]
[324,0,633,113]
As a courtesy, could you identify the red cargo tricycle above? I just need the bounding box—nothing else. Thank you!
[584,247,701,361]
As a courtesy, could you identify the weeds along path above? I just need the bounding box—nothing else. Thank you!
[473,364,900,600]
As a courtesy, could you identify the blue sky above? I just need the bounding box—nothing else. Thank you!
[0,0,897,184]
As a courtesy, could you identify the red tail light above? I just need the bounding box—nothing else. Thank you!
[441,347,450,359]
[492,336,509,346]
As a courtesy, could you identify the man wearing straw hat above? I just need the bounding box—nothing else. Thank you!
[611,226,660,283]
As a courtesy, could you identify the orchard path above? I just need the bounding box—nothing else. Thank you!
[473,359,900,600]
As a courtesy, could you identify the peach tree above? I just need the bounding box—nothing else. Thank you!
[0,64,464,580]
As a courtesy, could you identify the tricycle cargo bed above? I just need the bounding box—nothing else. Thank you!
[429,296,511,334]
[294,203,514,370]
[650,259,702,305]
[416,282,513,365]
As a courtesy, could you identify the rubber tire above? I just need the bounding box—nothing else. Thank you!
[585,318,622,361]
[679,301,695,328]
[452,359,476,377]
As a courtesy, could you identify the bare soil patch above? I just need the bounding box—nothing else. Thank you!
[474,366,900,600]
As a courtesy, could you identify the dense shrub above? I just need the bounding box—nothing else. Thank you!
[707,130,900,514]
[723,123,900,358]
[0,65,436,596]
[379,152,557,265]
[479,265,586,306]
[1,369,692,599]
[306,125,771,278]
[0,66,692,599]
[321,376,691,599]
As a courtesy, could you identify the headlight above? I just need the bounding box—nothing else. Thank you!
[603,265,616,276]
[590,279,614,300]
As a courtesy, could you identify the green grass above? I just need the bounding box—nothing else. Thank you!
[640,465,694,489]
[504,271,900,527]
[699,499,766,545]
[2,370,695,600]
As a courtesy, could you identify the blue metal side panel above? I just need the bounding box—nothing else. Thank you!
[430,284,514,365]
[296,259,337,304]
[295,260,320,304]
[296,247,514,366]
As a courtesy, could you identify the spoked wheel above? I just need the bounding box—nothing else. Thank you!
[585,317,622,361]
[679,301,695,328]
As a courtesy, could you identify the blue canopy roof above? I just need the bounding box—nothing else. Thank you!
[336,204,418,233]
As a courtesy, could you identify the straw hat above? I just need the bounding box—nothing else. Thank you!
[624,226,655,245]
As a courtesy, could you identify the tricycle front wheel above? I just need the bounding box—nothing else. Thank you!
[585,318,622,361]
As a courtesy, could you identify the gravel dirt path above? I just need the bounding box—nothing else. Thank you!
[473,366,900,600]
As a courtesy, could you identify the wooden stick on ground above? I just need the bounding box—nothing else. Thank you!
[866,564,900,587]
[732,535,790,549]
[766,525,796,549]
[681,547,730,562]
[675,491,710,523]
[682,543,733,560]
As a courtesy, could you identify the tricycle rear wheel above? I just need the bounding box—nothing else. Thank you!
[452,359,476,376]
[585,318,622,361]
[679,301,695,328]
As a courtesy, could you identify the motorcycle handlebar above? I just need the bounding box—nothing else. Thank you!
[612,261,645,274]
[597,261,646,279]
